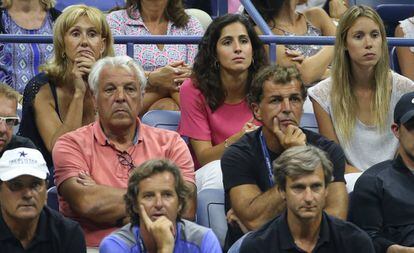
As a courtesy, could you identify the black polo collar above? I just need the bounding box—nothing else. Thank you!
[0,208,50,248]
[279,211,330,252]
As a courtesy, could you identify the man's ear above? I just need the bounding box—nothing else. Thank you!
[251,102,262,122]
[278,187,286,201]
[391,123,400,139]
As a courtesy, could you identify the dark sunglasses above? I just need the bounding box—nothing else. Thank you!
[117,151,135,171]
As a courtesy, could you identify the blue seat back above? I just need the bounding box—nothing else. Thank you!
[375,4,414,37]
[47,186,59,211]
[352,0,414,7]
[141,110,181,131]
[300,113,319,133]
[196,188,227,247]
[55,0,125,12]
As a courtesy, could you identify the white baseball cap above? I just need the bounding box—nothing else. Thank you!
[0,148,49,181]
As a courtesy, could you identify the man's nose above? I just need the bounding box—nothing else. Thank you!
[154,194,163,208]
[303,187,314,202]
[0,120,8,133]
[115,88,126,101]
[281,98,292,112]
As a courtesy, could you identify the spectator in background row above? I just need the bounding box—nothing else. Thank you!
[0,147,86,253]
[106,0,204,115]
[296,0,349,20]
[178,13,267,192]
[18,5,114,172]
[100,159,221,253]
[221,65,348,250]
[0,83,36,157]
[52,56,196,247]
[309,5,414,173]
[395,16,414,81]
[0,0,61,95]
[250,0,336,86]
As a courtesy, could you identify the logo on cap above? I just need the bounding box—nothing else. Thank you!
[411,98,414,104]
[19,151,27,157]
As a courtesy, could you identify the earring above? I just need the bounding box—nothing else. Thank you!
[214,60,220,70]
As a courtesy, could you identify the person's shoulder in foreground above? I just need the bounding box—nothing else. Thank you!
[99,220,221,253]
[240,213,374,253]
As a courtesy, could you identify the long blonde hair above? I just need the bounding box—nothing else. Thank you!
[40,4,114,82]
[331,5,390,142]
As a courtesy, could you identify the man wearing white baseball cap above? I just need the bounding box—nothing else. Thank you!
[0,147,86,252]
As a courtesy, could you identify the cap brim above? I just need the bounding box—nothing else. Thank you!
[400,110,414,125]
[0,167,48,181]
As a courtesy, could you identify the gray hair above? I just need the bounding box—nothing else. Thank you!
[273,145,333,191]
[88,55,147,97]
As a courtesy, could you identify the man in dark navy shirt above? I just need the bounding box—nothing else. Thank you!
[0,147,85,253]
[0,83,36,157]
[352,91,414,253]
[240,145,374,253]
[221,65,348,249]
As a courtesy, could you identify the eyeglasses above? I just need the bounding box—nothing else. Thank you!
[117,151,135,171]
[0,116,19,128]
[4,179,45,192]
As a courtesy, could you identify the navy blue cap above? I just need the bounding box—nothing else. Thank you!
[394,91,414,125]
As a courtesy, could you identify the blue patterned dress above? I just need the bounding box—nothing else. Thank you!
[0,9,55,94]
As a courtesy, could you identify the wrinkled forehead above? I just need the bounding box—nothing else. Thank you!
[0,95,18,115]
[98,65,141,88]
[262,79,302,97]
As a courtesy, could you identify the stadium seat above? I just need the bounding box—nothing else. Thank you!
[211,0,228,18]
[47,186,59,211]
[300,112,319,133]
[185,8,213,30]
[55,0,125,12]
[352,0,414,8]
[390,46,401,74]
[141,110,181,131]
[196,188,227,247]
[375,4,414,37]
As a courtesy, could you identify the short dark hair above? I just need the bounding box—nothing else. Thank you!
[273,146,333,191]
[124,159,190,227]
[193,13,268,111]
[247,64,307,107]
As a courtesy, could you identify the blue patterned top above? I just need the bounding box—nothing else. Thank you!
[0,9,55,94]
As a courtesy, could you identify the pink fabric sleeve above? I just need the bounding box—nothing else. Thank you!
[178,79,212,141]
[166,133,195,184]
[52,133,90,188]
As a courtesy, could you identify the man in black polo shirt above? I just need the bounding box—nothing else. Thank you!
[221,65,348,249]
[239,145,374,253]
[0,147,86,252]
[351,91,414,253]
[0,83,36,157]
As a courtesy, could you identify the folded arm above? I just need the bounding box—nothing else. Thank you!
[59,177,127,225]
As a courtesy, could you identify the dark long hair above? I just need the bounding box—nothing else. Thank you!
[246,0,285,29]
[125,0,189,27]
[192,13,268,111]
